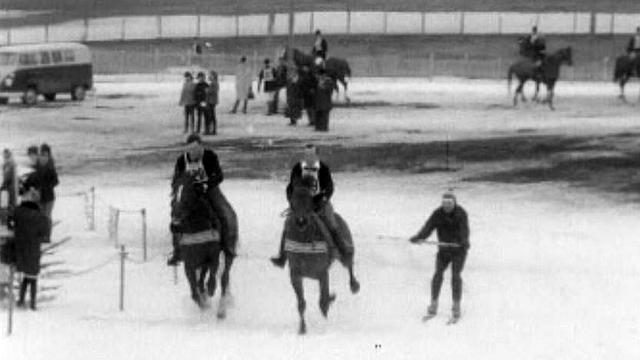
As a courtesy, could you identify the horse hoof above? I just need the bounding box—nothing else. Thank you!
[320,294,337,318]
[298,323,307,335]
[350,279,361,294]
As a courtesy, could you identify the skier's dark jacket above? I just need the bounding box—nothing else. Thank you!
[13,201,48,275]
[172,149,223,189]
[416,206,470,250]
[286,161,333,205]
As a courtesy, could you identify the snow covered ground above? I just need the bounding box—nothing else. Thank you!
[1,76,640,359]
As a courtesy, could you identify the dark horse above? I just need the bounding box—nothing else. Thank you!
[283,177,359,334]
[508,47,573,110]
[281,47,352,102]
[613,54,640,102]
[171,172,234,318]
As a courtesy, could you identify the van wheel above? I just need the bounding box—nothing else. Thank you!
[22,88,38,106]
[71,86,86,101]
[44,93,56,102]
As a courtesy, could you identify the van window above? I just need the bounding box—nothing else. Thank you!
[40,52,51,65]
[63,50,75,62]
[0,53,17,66]
[51,51,63,64]
[18,53,38,66]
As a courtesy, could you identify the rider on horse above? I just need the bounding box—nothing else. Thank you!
[626,26,640,59]
[311,30,328,62]
[168,134,238,265]
[521,26,546,67]
[271,144,352,267]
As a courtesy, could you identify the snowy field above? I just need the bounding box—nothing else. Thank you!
[1,76,640,359]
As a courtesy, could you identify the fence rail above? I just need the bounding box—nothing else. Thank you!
[91,48,618,81]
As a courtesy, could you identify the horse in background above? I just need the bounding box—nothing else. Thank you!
[281,46,352,103]
[613,54,640,102]
[508,47,573,110]
[171,171,234,318]
[282,175,359,334]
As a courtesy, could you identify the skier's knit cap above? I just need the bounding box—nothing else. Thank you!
[442,190,456,202]
[186,134,202,145]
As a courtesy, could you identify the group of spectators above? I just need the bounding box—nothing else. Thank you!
[179,71,220,135]
[0,144,59,310]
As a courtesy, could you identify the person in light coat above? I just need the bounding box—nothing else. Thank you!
[230,56,253,114]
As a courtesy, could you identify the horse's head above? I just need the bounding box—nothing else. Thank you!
[171,171,208,231]
[288,175,317,228]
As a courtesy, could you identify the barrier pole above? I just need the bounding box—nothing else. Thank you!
[89,187,96,231]
[6,265,14,336]
[141,209,147,262]
[119,245,126,311]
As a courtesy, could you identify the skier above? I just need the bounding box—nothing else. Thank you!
[409,191,470,322]
[168,134,238,265]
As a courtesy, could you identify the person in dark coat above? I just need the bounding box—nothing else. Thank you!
[205,71,219,135]
[179,72,196,134]
[194,72,209,134]
[409,191,470,320]
[299,65,318,126]
[37,144,58,243]
[311,29,328,60]
[13,185,48,310]
[168,134,238,265]
[285,64,303,126]
[1,149,17,209]
[314,66,334,132]
[271,144,351,267]
[626,26,640,58]
[258,58,278,115]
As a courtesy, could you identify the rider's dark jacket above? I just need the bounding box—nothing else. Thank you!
[521,35,546,60]
[626,35,640,54]
[286,161,334,205]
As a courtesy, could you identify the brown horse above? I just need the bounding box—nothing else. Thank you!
[508,47,573,110]
[613,54,640,102]
[281,47,352,102]
[171,172,234,317]
[282,179,359,334]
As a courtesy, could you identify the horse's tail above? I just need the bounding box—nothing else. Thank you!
[507,66,514,94]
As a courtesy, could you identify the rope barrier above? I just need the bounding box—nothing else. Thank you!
[42,254,120,280]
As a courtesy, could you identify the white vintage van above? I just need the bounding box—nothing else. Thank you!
[0,42,93,105]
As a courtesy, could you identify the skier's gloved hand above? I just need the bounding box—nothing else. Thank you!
[409,235,422,244]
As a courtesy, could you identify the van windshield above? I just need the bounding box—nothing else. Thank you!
[0,52,17,66]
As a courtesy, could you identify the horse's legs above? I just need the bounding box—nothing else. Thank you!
[207,252,221,297]
[220,254,234,297]
[533,80,540,102]
[348,265,360,294]
[318,271,336,318]
[546,81,556,110]
[290,274,306,335]
[184,263,200,305]
[340,77,350,103]
[514,79,525,106]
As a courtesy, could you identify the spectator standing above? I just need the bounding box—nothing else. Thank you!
[314,67,335,132]
[258,58,278,115]
[205,71,219,135]
[179,72,197,133]
[37,144,58,243]
[1,149,17,209]
[194,72,209,134]
[231,56,253,114]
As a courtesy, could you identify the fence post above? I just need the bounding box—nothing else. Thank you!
[429,52,435,80]
[602,57,609,81]
[141,209,147,262]
[119,245,126,311]
[89,187,95,231]
[6,265,14,336]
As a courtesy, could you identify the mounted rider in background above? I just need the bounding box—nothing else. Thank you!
[520,26,547,75]
[626,27,640,60]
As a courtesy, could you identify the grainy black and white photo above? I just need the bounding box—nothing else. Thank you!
[1,0,639,359]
